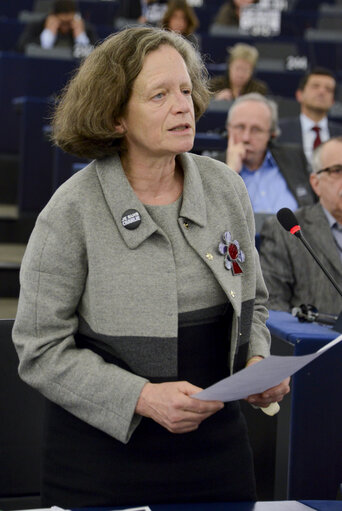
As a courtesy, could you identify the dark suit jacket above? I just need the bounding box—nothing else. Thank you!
[213,141,315,209]
[16,17,98,53]
[259,202,342,315]
[278,116,342,146]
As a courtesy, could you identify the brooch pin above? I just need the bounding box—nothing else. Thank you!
[218,231,245,275]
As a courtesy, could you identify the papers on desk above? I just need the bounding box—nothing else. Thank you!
[253,502,313,510]
[193,334,342,402]
[114,508,151,511]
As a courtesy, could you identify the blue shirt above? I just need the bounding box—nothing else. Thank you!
[240,151,298,213]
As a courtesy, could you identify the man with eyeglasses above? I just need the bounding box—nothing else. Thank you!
[259,136,342,315]
[213,93,315,214]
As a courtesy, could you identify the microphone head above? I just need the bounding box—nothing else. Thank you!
[276,208,301,237]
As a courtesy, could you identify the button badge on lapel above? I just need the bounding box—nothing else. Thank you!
[218,231,245,275]
[121,209,141,230]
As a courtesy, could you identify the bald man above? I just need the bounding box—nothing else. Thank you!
[260,136,342,315]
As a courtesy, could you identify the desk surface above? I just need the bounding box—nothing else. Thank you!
[267,310,338,344]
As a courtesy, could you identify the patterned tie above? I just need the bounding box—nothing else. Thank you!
[312,125,322,150]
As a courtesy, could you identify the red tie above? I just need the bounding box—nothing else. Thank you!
[312,125,322,150]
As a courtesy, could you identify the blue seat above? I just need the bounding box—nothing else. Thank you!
[52,144,89,192]
[0,0,34,18]
[13,96,54,214]
[79,0,118,26]
[0,52,77,154]
[0,19,26,51]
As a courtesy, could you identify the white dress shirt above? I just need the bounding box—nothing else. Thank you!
[300,113,330,164]
[40,28,90,49]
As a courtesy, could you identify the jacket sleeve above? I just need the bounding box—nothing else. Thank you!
[259,216,295,312]
[12,193,148,444]
[16,21,43,52]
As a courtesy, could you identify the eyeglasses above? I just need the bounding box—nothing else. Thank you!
[316,164,342,177]
[228,124,270,137]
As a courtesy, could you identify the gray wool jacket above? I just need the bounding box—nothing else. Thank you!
[260,202,342,315]
[12,152,271,444]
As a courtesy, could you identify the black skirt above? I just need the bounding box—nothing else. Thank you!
[41,307,257,507]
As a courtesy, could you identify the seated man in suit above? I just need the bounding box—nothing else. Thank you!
[212,92,315,213]
[259,136,342,315]
[278,68,342,165]
[17,0,97,53]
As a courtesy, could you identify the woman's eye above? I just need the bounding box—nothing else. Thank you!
[183,89,192,95]
[153,92,164,100]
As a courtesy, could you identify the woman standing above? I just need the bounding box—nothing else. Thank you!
[12,27,289,508]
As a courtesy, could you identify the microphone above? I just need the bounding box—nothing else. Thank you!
[277,208,342,299]
[277,207,342,333]
[291,304,338,326]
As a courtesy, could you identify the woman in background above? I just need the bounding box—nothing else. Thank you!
[210,42,269,101]
[214,0,259,27]
[161,0,199,46]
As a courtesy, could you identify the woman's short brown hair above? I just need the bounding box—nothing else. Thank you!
[161,0,199,36]
[51,27,210,159]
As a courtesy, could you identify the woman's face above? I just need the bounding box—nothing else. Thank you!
[168,9,188,34]
[229,58,253,88]
[118,45,195,161]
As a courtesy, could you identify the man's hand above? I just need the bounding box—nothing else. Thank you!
[45,14,60,35]
[136,381,224,434]
[226,133,246,173]
[71,15,86,37]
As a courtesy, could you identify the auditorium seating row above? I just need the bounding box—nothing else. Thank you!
[2,0,342,39]
[1,36,341,151]
[1,0,342,215]
[2,51,342,214]
[2,16,342,72]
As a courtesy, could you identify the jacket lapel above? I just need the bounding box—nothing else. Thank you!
[95,155,158,249]
[178,154,242,316]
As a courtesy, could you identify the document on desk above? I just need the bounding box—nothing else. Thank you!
[193,334,342,402]
[253,503,313,510]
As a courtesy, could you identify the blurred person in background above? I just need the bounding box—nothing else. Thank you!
[260,137,342,315]
[214,0,259,27]
[16,0,97,53]
[161,0,199,46]
[278,68,342,165]
[209,43,269,101]
[211,93,314,213]
[139,0,169,25]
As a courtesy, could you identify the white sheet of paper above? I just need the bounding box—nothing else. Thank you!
[193,334,342,402]
[253,503,312,510]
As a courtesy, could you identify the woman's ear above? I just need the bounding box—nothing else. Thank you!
[114,119,126,134]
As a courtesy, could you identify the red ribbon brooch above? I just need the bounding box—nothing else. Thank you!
[218,231,245,275]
